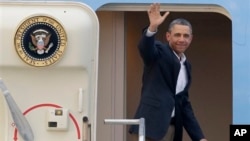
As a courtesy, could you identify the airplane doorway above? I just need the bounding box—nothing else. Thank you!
[126,11,232,141]
[96,5,232,141]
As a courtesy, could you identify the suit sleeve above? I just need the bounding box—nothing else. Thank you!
[182,95,205,141]
[138,29,158,66]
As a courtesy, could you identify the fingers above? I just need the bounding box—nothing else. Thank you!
[155,3,160,12]
[147,3,170,28]
[148,3,170,17]
[148,3,159,14]
[162,11,170,19]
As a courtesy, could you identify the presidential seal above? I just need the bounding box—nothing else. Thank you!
[14,16,67,67]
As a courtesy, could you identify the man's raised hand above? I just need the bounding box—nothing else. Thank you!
[148,3,170,32]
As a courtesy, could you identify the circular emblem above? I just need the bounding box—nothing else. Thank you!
[14,16,67,67]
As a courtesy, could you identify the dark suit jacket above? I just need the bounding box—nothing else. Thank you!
[129,30,205,141]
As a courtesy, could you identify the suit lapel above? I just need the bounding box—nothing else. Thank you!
[184,61,192,90]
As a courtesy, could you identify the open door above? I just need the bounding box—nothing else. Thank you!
[0,1,99,141]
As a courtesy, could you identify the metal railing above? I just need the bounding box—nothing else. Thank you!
[104,118,145,141]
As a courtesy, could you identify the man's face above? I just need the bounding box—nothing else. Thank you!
[166,24,193,56]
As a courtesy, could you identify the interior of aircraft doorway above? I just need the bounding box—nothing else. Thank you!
[126,11,232,141]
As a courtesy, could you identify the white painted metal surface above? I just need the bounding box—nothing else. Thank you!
[0,1,99,141]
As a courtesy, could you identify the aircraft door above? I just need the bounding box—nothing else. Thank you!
[0,1,99,141]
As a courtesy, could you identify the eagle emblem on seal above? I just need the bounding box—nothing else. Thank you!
[30,29,54,55]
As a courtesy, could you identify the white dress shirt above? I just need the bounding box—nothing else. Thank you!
[171,52,188,117]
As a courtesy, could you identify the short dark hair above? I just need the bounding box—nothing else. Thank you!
[168,18,192,34]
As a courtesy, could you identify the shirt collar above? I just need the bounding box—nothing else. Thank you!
[173,51,186,63]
